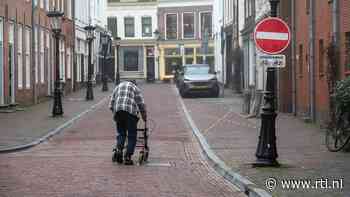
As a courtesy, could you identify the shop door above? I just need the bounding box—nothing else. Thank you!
[146,57,155,81]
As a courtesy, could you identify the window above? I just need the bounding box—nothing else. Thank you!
[183,13,194,39]
[124,49,138,71]
[319,39,324,75]
[142,17,152,37]
[35,26,38,84]
[124,17,135,37]
[66,0,72,19]
[107,17,118,38]
[18,25,23,89]
[67,48,71,79]
[345,32,350,71]
[299,44,303,77]
[40,29,44,83]
[60,39,65,81]
[306,0,310,15]
[166,14,177,40]
[25,28,31,89]
[200,12,212,38]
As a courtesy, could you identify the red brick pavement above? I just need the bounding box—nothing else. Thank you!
[182,90,350,197]
[0,83,245,197]
[0,84,112,151]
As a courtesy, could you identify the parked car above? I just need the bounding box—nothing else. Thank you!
[177,64,219,97]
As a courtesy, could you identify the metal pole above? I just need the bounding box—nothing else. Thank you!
[253,0,280,167]
[115,43,120,85]
[52,32,63,116]
[102,38,108,91]
[86,38,94,100]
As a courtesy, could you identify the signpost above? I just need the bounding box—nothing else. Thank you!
[254,17,291,55]
[253,13,291,167]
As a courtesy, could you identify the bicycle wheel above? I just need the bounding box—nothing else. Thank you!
[326,113,350,152]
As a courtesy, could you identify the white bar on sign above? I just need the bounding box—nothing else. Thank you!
[256,32,289,40]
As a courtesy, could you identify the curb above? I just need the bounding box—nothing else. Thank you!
[175,86,271,197]
[0,97,108,153]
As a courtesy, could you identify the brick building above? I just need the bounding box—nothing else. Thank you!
[291,0,349,124]
[0,0,74,107]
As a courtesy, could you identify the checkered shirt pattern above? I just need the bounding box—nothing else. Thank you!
[109,81,146,117]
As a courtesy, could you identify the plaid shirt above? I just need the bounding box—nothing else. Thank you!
[109,81,146,117]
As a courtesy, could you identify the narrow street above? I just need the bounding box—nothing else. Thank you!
[0,83,245,197]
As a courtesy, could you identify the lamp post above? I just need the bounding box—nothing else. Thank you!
[47,10,64,117]
[254,0,280,167]
[114,36,121,85]
[101,32,109,92]
[84,25,95,101]
[153,30,160,80]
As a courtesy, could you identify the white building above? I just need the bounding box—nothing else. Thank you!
[74,0,107,89]
[106,0,158,80]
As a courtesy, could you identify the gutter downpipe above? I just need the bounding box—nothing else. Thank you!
[309,0,316,121]
[31,1,37,104]
[291,0,297,115]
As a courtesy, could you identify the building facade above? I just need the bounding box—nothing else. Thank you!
[157,0,214,80]
[107,0,159,80]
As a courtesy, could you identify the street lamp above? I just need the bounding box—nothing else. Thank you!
[114,36,121,85]
[254,0,280,167]
[47,9,64,117]
[84,24,96,101]
[153,30,161,80]
[101,32,109,92]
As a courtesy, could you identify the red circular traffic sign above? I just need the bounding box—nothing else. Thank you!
[254,17,291,55]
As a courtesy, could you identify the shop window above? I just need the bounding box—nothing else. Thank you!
[164,48,180,56]
[183,13,194,39]
[185,57,194,64]
[124,50,138,71]
[200,12,212,38]
[142,17,152,37]
[185,48,194,55]
[165,57,181,75]
[124,17,134,37]
[166,14,177,40]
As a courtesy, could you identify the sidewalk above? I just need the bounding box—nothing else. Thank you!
[0,84,113,152]
[182,88,349,197]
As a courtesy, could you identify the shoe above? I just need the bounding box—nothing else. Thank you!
[112,148,123,164]
[124,154,134,165]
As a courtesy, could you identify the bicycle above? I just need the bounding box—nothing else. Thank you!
[325,107,350,152]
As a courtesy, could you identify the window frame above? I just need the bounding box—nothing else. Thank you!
[142,16,153,38]
[182,12,195,39]
[124,17,135,38]
[165,13,178,40]
[199,11,212,39]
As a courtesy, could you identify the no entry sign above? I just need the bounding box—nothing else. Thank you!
[254,17,291,55]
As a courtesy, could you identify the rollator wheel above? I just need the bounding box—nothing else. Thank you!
[138,151,145,165]
[112,151,117,162]
[144,151,149,162]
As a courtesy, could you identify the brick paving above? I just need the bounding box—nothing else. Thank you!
[182,88,350,197]
[0,84,113,151]
[0,83,245,197]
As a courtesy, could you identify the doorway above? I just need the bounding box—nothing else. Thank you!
[146,47,155,81]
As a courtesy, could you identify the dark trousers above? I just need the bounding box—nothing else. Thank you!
[114,110,139,156]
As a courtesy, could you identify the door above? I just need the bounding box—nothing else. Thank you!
[8,23,15,104]
[146,57,155,81]
[0,18,3,105]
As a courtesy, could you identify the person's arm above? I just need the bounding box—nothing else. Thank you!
[134,87,147,121]
[109,86,118,112]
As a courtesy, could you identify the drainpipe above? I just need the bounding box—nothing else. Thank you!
[31,0,37,104]
[332,0,340,78]
[72,0,76,91]
[291,0,297,115]
[309,0,316,121]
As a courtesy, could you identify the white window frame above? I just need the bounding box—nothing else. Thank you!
[25,27,31,89]
[17,25,23,89]
[60,39,65,82]
[34,26,38,84]
[40,29,45,84]
[199,11,212,39]
[165,13,178,40]
[67,47,71,79]
[182,12,195,39]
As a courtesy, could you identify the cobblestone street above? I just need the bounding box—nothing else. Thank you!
[0,83,245,197]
